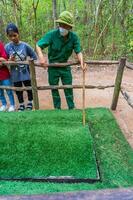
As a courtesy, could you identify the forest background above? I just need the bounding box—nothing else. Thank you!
[0,0,133,60]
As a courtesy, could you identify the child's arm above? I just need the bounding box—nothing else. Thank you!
[0,57,6,68]
[0,42,8,67]
[0,42,7,60]
[26,44,37,60]
[0,57,6,61]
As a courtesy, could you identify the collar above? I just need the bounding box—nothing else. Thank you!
[57,28,72,40]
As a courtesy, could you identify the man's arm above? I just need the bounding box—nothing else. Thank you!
[73,33,86,71]
[36,31,52,68]
[36,45,47,68]
[76,52,86,71]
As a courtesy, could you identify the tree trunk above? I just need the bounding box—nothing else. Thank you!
[111,0,116,57]
[32,0,39,44]
[52,0,57,28]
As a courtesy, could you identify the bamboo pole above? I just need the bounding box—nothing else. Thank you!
[111,57,126,110]
[126,61,133,70]
[29,60,39,110]
[121,89,133,109]
[37,84,114,90]
[85,60,119,65]
[1,60,79,67]
[1,60,119,68]
[0,84,114,91]
[82,65,86,126]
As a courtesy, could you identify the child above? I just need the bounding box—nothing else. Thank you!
[5,23,37,111]
[0,41,15,111]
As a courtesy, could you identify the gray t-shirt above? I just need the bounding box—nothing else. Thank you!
[5,41,37,82]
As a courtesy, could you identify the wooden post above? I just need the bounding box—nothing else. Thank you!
[29,60,39,110]
[82,65,86,126]
[111,57,126,110]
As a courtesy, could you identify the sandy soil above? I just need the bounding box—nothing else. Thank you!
[35,64,133,148]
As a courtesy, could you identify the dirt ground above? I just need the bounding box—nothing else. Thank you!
[34,64,133,148]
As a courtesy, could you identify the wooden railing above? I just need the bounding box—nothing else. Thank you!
[0,58,129,123]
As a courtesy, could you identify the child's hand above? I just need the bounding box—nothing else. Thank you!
[0,57,6,61]
[0,57,6,67]
[9,55,16,61]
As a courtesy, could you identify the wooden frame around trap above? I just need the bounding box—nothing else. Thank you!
[0,122,101,184]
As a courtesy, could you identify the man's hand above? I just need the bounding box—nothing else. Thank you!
[76,52,87,72]
[81,63,87,72]
[38,57,48,68]
[36,45,48,68]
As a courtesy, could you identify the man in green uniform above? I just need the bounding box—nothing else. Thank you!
[36,11,85,109]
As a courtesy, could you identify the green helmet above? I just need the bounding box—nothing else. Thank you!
[55,11,74,27]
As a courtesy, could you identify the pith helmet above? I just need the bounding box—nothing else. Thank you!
[55,11,74,27]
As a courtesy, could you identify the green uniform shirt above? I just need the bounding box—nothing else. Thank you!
[37,29,81,63]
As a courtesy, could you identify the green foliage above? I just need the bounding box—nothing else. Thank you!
[0,0,133,60]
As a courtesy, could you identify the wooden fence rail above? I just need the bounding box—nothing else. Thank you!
[0,58,127,115]
[0,84,114,91]
[126,61,133,70]
[1,60,120,68]
[121,89,133,109]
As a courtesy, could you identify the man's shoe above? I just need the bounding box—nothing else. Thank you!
[69,106,76,110]
[55,107,61,110]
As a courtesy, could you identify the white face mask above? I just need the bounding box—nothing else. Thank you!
[59,27,69,36]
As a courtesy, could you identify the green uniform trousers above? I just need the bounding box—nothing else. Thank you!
[48,67,75,109]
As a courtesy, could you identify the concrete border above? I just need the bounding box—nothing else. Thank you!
[1,188,133,200]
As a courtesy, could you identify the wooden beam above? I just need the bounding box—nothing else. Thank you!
[29,60,39,110]
[126,61,133,70]
[1,60,119,68]
[0,60,79,68]
[85,60,119,65]
[0,86,32,91]
[111,58,126,110]
[121,89,133,109]
[82,68,86,126]
[0,84,114,91]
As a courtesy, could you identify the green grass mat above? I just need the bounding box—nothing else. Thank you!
[0,108,133,195]
[0,110,97,178]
